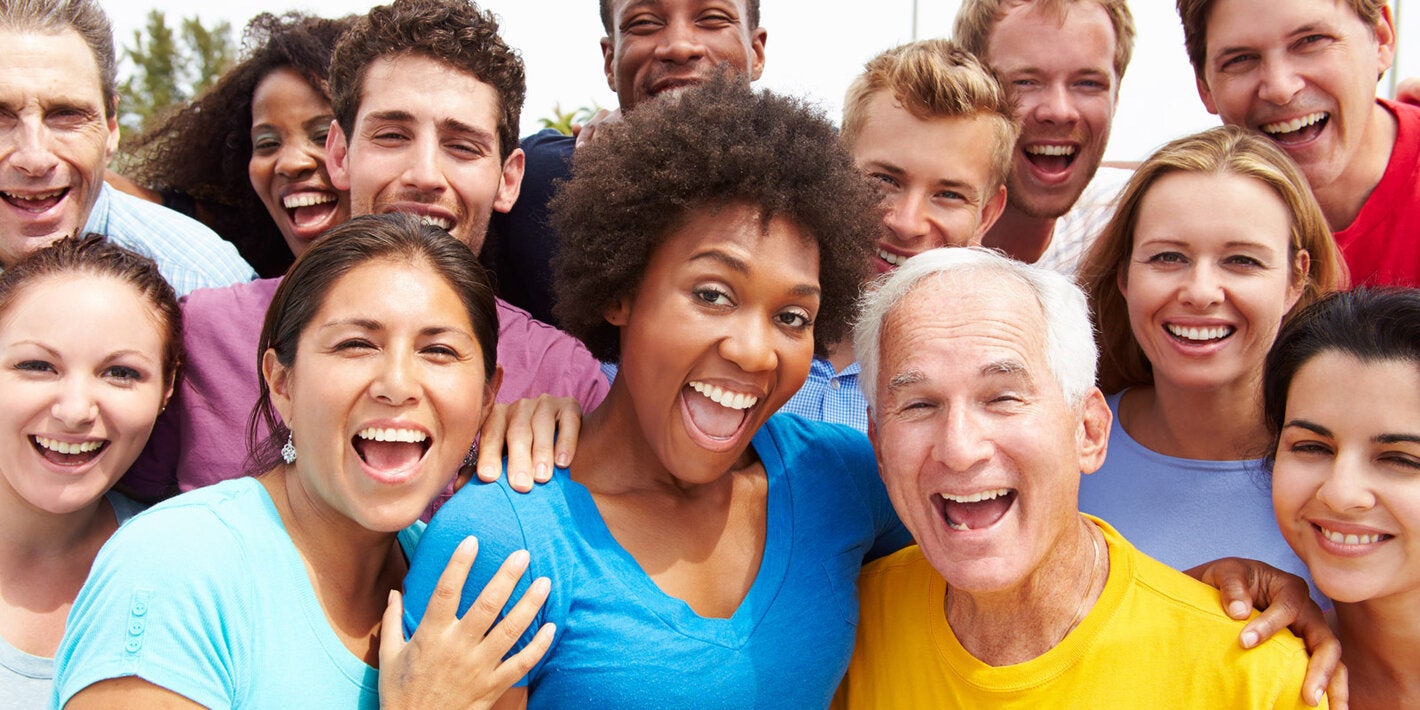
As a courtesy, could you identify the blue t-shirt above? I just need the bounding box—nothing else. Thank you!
[53,478,422,709]
[404,414,910,709]
[1079,390,1323,603]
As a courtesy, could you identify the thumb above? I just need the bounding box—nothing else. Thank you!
[379,588,408,669]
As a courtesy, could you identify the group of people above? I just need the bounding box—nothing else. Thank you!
[0,0,1416,707]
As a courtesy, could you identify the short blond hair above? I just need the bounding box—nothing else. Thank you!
[953,0,1135,83]
[841,39,1019,193]
[1078,126,1347,394]
[1178,0,1388,79]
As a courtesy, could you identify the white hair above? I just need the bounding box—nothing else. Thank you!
[854,247,1098,411]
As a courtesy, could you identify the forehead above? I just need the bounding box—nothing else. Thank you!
[608,0,750,20]
[353,53,501,129]
[854,93,1000,179]
[653,203,816,274]
[880,272,1048,377]
[987,2,1117,75]
[1204,0,1371,47]
[0,28,105,99]
[2,273,163,342]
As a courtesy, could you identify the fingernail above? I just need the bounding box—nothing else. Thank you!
[1228,601,1248,618]
[515,470,531,489]
[532,577,551,594]
[1240,630,1259,648]
[388,589,398,604]
[510,549,530,567]
[556,452,569,467]
[457,536,477,554]
[536,463,548,480]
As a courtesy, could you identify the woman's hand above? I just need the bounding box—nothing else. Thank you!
[1189,556,1345,709]
[472,396,583,492]
[379,537,555,710]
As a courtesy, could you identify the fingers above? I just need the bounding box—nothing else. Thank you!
[501,399,539,492]
[378,589,407,671]
[1323,661,1348,710]
[551,398,581,474]
[426,537,480,623]
[529,397,562,484]
[1300,637,1343,707]
[1190,557,1254,620]
[502,622,556,679]
[477,404,510,484]
[480,576,551,661]
[459,549,532,638]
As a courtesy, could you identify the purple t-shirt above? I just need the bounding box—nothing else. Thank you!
[121,278,608,500]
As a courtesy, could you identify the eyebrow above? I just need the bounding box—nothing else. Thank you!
[1286,419,1420,447]
[982,359,1028,378]
[689,249,822,298]
[1214,22,1331,58]
[320,319,470,337]
[887,369,925,392]
[1135,238,1280,251]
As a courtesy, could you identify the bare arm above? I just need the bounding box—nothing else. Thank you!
[65,676,207,709]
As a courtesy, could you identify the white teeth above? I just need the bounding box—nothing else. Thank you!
[938,488,1012,504]
[283,192,336,209]
[1167,324,1234,341]
[688,381,759,410]
[356,427,428,443]
[34,436,104,455]
[417,215,452,231]
[1260,112,1327,135]
[878,248,907,266]
[2,189,65,201]
[1319,526,1384,546]
[1026,144,1076,156]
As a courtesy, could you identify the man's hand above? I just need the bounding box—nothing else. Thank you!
[572,108,623,149]
[1398,77,1420,107]
[473,396,583,492]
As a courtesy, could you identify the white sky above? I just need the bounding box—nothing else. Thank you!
[102,0,1418,161]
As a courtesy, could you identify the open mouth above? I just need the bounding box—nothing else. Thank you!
[2,188,69,214]
[1260,112,1328,146]
[876,245,914,270]
[680,380,758,449]
[937,487,1016,531]
[1315,523,1391,547]
[1166,323,1234,344]
[31,435,107,466]
[352,426,431,483]
[1023,144,1077,175]
[282,191,341,237]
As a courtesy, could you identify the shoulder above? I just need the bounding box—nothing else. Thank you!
[182,278,282,316]
[521,129,576,161]
[493,298,607,406]
[102,479,273,565]
[760,414,877,487]
[95,187,256,291]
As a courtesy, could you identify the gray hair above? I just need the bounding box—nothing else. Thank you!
[0,0,117,117]
[854,247,1098,410]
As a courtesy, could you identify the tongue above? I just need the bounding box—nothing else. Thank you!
[1026,153,1072,174]
[683,388,748,439]
[944,494,1013,531]
[356,440,424,471]
[38,448,99,466]
[292,201,336,229]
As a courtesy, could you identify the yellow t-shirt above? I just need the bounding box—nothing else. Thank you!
[834,516,1321,709]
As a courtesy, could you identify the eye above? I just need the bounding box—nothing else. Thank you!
[933,189,966,202]
[371,129,409,145]
[1011,78,1038,89]
[1218,52,1258,72]
[775,309,813,330]
[421,343,461,359]
[14,359,56,374]
[624,15,664,33]
[1288,440,1333,457]
[1144,251,1188,265]
[1224,254,1264,268]
[870,173,900,189]
[310,128,330,145]
[697,12,734,28]
[102,364,145,382]
[1295,34,1332,50]
[446,140,487,158]
[335,338,376,352]
[1382,453,1420,472]
[693,287,733,307]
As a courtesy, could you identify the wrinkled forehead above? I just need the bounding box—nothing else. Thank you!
[883,271,1048,366]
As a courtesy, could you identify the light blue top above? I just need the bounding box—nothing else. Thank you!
[53,478,422,709]
[778,356,869,433]
[403,413,911,709]
[1079,390,1324,604]
[0,492,143,709]
[83,183,255,296]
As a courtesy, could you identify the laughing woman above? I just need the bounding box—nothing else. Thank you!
[54,216,549,709]
[402,78,908,709]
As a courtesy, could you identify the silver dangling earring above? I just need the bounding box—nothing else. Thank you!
[281,430,298,465]
[461,443,478,468]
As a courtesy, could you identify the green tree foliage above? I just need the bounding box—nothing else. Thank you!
[538,102,602,136]
[118,10,235,135]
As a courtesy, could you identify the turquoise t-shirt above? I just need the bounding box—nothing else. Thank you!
[53,478,422,708]
[403,414,911,709]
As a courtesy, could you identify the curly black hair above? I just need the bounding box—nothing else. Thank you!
[550,74,880,363]
[124,13,355,277]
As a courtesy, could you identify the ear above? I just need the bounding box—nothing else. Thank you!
[1285,248,1311,313]
[480,364,505,427]
[1374,4,1397,77]
[492,147,525,214]
[1196,74,1220,116]
[326,119,352,191]
[601,36,617,93]
[867,412,885,470]
[104,104,119,163]
[974,184,1009,243]
[748,27,767,82]
[604,294,632,327]
[1076,387,1111,475]
[262,349,295,426]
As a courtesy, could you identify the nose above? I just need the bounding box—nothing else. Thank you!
[52,375,99,429]
[1031,82,1080,126]
[883,192,931,246]
[931,405,994,473]
[275,141,319,179]
[400,134,447,193]
[1315,453,1376,513]
[1178,262,1225,309]
[1257,57,1305,106]
[7,117,59,177]
[370,349,420,406]
[653,17,707,65]
[717,314,777,374]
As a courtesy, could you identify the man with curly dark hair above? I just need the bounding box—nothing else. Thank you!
[489,0,768,327]
[401,75,912,709]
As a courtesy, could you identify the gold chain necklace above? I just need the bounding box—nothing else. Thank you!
[1052,522,1104,648]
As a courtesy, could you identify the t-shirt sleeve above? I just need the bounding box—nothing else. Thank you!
[821,421,912,560]
[53,507,250,709]
[403,476,550,686]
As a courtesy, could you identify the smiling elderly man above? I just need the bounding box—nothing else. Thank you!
[833,247,1320,708]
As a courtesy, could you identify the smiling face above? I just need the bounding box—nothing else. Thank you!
[851,91,1008,273]
[327,53,523,253]
[607,203,818,484]
[0,274,170,515]
[248,67,350,257]
[0,29,118,266]
[600,0,766,110]
[1121,171,1305,393]
[1272,352,1420,605]
[868,273,1109,593]
[984,2,1117,219]
[1196,0,1395,194]
[264,257,495,532]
